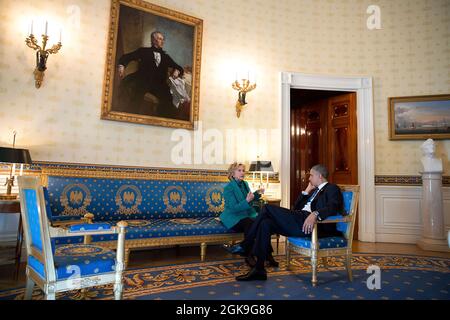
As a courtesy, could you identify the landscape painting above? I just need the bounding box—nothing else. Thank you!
[388,94,450,140]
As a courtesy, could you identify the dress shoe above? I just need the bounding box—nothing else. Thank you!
[229,244,246,256]
[236,267,267,281]
[266,255,279,267]
[245,256,256,268]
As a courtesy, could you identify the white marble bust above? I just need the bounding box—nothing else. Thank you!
[420,138,443,173]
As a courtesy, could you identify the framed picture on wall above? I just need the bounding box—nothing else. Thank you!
[101,0,203,129]
[388,94,450,140]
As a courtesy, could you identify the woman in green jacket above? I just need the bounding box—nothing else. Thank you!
[220,162,263,236]
[220,162,278,267]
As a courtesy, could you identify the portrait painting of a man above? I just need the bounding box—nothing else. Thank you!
[101,0,202,129]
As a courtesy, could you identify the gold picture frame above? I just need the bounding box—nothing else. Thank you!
[388,94,450,140]
[101,0,203,129]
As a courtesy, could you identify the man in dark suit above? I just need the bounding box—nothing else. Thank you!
[235,164,343,281]
[117,31,184,118]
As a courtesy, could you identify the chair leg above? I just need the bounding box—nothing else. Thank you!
[114,282,123,300]
[311,225,319,286]
[45,293,56,300]
[45,285,56,300]
[311,253,318,287]
[124,249,130,268]
[276,234,280,255]
[200,243,207,261]
[346,254,353,282]
[286,246,291,270]
[24,277,35,300]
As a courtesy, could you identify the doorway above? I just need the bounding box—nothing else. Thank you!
[280,72,376,242]
[290,89,358,238]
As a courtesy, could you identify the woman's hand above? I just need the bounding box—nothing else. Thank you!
[246,191,255,202]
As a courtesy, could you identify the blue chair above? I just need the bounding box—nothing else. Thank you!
[286,185,359,287]
[18,176,128,300]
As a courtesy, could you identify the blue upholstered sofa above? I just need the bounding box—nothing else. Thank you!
[41,168,244,264]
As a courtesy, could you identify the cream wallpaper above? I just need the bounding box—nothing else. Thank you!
[0,0,449,175]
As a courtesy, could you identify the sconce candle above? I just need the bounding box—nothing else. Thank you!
[231,77,256,118]
[0,132,32,200]
[25,20,62,88]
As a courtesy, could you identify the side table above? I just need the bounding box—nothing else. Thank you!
[0,200,22,280]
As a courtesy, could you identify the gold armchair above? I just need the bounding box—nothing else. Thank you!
[18,176,127,300]
[286,185,359,286]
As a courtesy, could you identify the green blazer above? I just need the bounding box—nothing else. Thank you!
[219,179,261,229]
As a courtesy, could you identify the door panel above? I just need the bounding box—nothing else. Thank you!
[290,91,358,238]
[327,94,357,186]
[290,99,327,206]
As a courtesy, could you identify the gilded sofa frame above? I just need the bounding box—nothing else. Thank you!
[39,167,246,265]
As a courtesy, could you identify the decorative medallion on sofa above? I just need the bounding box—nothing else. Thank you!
[60,183,92,216]
[163,186,187,214]
[115,184,142,215]
[205,186,225,213]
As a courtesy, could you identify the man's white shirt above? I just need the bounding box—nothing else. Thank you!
[154,52,161,67]
[302,182,328,213]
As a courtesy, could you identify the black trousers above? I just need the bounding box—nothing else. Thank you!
[230,217,255,239]
[231,217,275,257]
[241,205,313,265]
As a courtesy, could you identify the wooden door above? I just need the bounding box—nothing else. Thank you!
[327,93,358,185]
[290,98,327,207]
[290,91,358,237]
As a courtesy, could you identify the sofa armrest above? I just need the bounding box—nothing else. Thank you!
[49,221,127,238]
[68,223,112,233]
[82,213,95,224]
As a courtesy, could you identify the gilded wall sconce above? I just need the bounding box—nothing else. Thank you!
[232,78,256,118]
[25,21,62,88]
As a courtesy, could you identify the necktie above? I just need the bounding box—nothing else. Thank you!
[307,188,320,203]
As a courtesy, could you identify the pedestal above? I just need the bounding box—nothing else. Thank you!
[417,172,449,252]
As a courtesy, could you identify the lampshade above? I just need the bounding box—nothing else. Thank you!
[0,147,32,164]
[249,160,273,173]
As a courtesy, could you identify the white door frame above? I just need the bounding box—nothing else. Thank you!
[280,72,376,242]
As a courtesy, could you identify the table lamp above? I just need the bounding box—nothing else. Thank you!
[0,147,32,200]
[249,159,273,190]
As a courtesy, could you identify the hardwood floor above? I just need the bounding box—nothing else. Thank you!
[0,241,448,292]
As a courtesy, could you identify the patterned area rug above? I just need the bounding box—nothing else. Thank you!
[0,253,449,300]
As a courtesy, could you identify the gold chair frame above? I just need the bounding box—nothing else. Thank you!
[18,176,128,300]
[286,185,359,287]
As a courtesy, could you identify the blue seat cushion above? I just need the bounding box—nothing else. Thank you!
[54,244,116,280]
[29,244,116,280]
[288,236,347,249]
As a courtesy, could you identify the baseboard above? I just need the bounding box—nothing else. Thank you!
[358,232,376,242]
[375,233,421,244]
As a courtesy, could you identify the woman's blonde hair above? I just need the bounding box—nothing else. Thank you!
[227,162,245,180]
